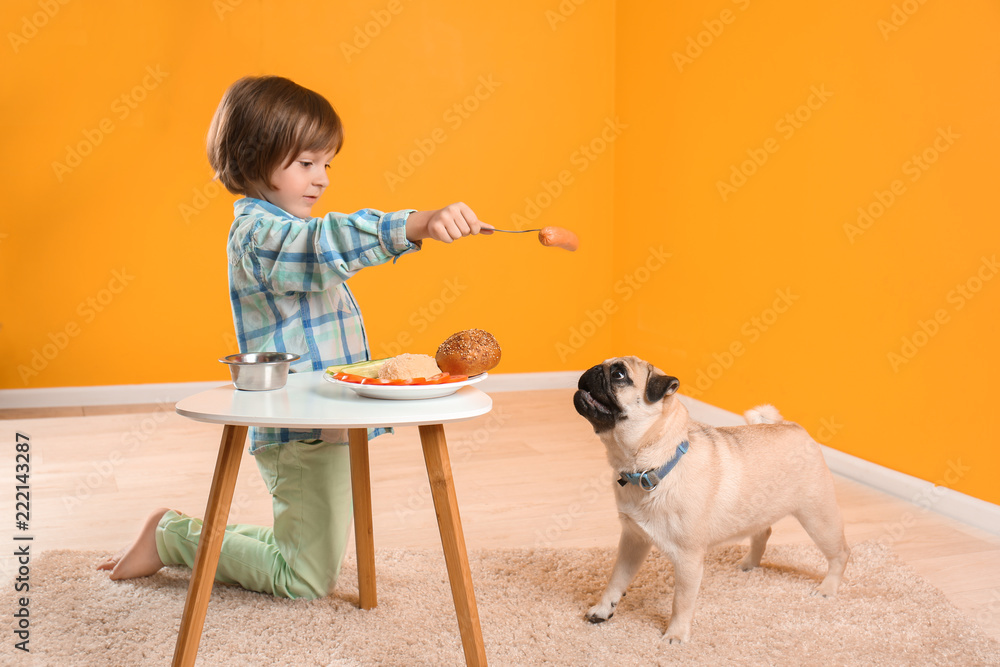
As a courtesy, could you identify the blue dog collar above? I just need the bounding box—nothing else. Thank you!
[617,440,689,491]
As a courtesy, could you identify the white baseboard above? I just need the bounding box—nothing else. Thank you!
[0,380,227,408]
[478,371,581,393]
[3,374,997,536]
[820,446,1000,537]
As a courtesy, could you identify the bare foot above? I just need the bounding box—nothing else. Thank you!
[98,507,170,580]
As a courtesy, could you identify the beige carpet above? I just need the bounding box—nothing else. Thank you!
[4,542,998,666]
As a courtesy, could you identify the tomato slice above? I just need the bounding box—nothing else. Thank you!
[419,373,471,384]
[332,372,370,384]
[331,371,469,386]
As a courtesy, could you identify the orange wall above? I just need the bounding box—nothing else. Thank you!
[3,2,998,506]
[1,0,615,387]
[614,1,1000,506]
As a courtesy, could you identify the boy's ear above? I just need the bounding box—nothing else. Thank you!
[645,374,680,403]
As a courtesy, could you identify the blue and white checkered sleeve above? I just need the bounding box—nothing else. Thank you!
[253,208,419,293]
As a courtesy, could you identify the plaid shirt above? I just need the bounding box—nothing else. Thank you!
[228,197,419,452]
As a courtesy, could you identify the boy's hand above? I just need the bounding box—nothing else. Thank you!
[406,202,494,243]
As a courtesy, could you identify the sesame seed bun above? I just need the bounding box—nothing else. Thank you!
[435,329,501,376]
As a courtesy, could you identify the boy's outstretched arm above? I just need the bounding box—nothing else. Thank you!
[406,202,493,243]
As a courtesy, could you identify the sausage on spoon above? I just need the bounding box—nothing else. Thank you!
[538,226,579,251]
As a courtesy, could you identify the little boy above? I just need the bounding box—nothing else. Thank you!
[99,75,490,598]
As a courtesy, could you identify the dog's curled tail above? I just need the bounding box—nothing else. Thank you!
[744,404,784,425]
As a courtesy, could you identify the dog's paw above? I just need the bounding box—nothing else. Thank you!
[662,630,690,645]
[585,601,616,624]
[811,585,838,599]
[738,553,764,571]
[662,621,691,644]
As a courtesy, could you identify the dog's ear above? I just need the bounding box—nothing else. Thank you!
[645,373,680,403]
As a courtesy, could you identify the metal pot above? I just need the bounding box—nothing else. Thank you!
[219,352,300,391]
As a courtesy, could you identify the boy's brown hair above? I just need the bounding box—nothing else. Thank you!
[207,76,344,196]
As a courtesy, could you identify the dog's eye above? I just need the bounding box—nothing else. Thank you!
[611,369,625,381]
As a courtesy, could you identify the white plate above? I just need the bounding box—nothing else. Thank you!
[323,372,487,400]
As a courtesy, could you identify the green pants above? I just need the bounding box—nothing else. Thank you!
[155,440,353,599]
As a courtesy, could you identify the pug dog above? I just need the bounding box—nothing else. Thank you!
[574,357,850,644]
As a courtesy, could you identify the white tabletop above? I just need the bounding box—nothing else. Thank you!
[175,371,493,428]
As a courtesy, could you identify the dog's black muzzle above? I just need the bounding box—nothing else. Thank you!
[573,364,621,433]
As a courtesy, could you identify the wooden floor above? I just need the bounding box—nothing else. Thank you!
[2,388,999,641]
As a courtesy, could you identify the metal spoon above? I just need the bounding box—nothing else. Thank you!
[480,225,579,251]
[478,227,540,234]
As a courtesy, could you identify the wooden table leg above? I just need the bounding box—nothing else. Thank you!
[419,423,488,667]
[172,423,248,667]
[348,427,377,610]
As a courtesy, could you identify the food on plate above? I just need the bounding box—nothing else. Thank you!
[331,371,469,386]
[538,226,579,251]
[325,357,389,378]
[378,353,442,381]
[436,329,501,376]
[325,336,497,388]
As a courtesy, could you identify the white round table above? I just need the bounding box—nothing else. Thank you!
[171,371,493,666]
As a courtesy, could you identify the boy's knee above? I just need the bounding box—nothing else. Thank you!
[282,581,324,600]
[278,563,340,600]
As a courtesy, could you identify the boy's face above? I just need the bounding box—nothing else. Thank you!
[258,149,336,219]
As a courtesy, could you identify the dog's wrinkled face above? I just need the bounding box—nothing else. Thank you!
[573,356,680,433]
